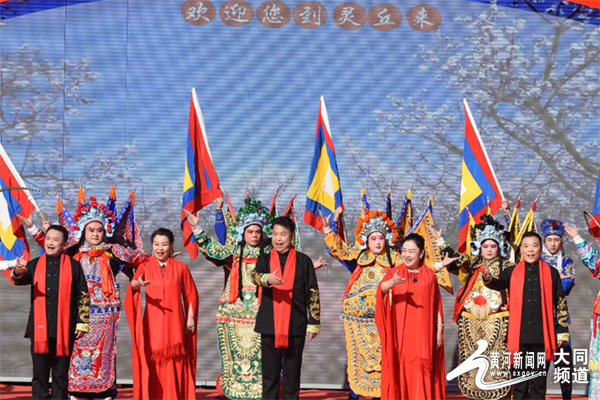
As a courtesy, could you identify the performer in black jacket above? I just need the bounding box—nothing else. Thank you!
[252,216,320,400]
[11,225,90,400]
[482,231,569,400]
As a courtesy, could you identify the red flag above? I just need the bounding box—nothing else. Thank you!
[181,88,222,259]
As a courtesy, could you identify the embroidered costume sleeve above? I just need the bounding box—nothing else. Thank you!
[574,236,600,277]
[306,261,321,334]
[73,259,90,332]
[553,270,569,342]
[324,231,361,262]
[110,244,150,267]
[195,231,237,261]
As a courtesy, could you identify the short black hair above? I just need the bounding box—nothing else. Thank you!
[47,225,69,242]
[521,231,542,245]
[271,216,295,234]
[402,233,425,251]
[151,228,175,244]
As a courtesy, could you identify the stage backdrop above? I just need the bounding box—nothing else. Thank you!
[0,0,598,393]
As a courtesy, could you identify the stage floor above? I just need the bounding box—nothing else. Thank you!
[0,384,588,400]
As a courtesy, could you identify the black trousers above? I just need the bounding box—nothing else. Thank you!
[512,343,550,400]
[261,334,306,400]
[30,337,72,400]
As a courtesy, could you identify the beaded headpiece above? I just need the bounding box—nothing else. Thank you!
[354,210,399,250]
[230,197,273,243]
[72,196,116,239]
[470,214,511,258]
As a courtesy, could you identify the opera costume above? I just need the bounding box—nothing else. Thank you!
[540,219,575,400]
[193,197,274,400]
[42,191,149,399]
[11,251,90,399]
[437,215,513,399]
[483,247,569,400]
[252,238,321,400]
[375,258,446,400]
[571,233,600,399]
[124,256,199,400]
[324,209,402,398]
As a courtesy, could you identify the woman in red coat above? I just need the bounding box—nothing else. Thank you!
[376,233,446,400]
[125,228,199,400]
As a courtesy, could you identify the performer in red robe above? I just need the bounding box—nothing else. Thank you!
[375,233,446,400]
[124,228,199,400]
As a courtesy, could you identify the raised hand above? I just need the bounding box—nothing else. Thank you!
[13,262,27,277]
[333,206,343,221]
[132,273,151,290]
[501,199,510,214]
[313,256,329,270]
[390,270,406,286]
[216,195,225,210]
[42,220,51,232]
[481,264,491,282]
[564,224,579,239]
[441,253,459,268]
[267,268,285,286]
[318,210,331,229]
[183,209,201,228]
[16,213,33,228]
[16,256,27,268]
[429,226,443,241]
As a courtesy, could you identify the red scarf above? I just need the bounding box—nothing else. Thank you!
[508,259,556,363]
[375,263,446,400]
[228,255,258,304]
[270,248,297,348]
[33,253,72,356]
[74,248,115,298]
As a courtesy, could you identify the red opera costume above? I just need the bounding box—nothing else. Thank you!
[124,257,199,400]
[375,263,446,400]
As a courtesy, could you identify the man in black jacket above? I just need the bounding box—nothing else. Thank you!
[482,231,569,400]
[11,225,90,400]
[252,216,320,400]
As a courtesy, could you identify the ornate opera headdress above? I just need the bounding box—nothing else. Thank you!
[230,197,274,243]
[72,197,116,239]
[540,219,567,243]
[55,184,139,248]
[352,187,400,250]
[470,214,511,258]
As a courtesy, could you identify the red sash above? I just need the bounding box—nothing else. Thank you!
[33,253,72,356]
[228,256,258,304]
[74,249,114,298]
[270,248,297,348]
[508,260,556,363]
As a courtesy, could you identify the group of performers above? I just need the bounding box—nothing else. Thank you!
[3,185,600,400]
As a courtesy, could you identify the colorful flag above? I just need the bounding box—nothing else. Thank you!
[585,170,600,240]
[405,197,453,294]
[395,187,413,243]
[304,96,344,238]
[507,193,521,248]
[0,143,38,280]
[269,186,279,218]
[53,191,78,249]
[385,188,393,221]
[458,99,504,253]
[114,191,142,250]
[106,183,117,217]
[181,88,223,259]
[360,186,370,218]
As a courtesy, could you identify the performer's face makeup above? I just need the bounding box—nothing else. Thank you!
[544,235,562,255]
[85,222,105,246]
[480,240,499,260]
[152,235,172,263]
[272,224,293,253]
[244,225,263,247]
[367,232,386,255]
[521,236,542,263]
[44,229,66,257]
[401,240,425,269]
